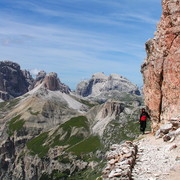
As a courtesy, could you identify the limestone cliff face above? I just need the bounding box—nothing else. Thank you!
[141,0,180,131]
[101,101,125,118]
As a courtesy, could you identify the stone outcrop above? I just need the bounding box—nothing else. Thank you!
[141,0,180,131]
[44,72,70,93]
[87,94,142,139]
[0,61,33,100]
[30,70,46,89]
[33,71,71,93]
[101,101,125,118]
[155,116,180,142]
[102,141,137,179]
[76,72,140,98]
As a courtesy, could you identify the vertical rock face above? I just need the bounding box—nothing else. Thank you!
[44,72,62,91]
[43,72,71,93]
[141,0,180,131]
[101,101,125,118]
[22,70,34,90]
[0,61,33,100]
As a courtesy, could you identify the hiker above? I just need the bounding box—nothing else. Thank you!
[139,108,150,134]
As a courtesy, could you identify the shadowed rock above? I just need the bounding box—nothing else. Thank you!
[0,61,33,100]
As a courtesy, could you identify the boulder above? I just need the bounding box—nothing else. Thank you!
[160,123,173,134]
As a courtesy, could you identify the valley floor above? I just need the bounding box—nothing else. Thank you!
[132,133,180,180]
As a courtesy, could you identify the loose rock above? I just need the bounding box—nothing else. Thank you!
[102,141,137,180]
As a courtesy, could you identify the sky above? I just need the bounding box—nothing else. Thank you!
[0,0,162,89]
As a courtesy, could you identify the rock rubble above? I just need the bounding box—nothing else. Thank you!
[131,133,180,180]
[155,116,180,143]
[131,118,180,180]
[102,141,137,179]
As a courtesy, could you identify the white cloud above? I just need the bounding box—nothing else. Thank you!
[30,68,41,76]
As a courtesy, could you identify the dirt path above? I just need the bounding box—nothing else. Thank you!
[132,133,180,180]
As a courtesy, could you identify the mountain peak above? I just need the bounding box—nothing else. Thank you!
[92,72,108,80]
[43,72,70,93]
[109,73,123,80]
[76,72,140,98]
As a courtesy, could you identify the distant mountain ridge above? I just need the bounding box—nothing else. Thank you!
[0,61,71,101]
[76,72,141,98]
[0,61,141,103]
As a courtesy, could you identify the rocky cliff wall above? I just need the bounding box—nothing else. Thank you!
[141,0,180,131]
[0,61,33,100]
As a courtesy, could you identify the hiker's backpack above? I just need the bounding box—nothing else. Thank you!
[140,115,147,121]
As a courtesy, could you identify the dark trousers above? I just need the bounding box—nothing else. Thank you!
[140,121,146,134]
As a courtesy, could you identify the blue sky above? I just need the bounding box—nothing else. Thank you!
[0,0,161,89]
